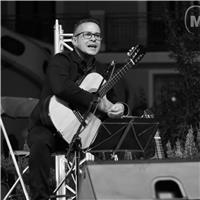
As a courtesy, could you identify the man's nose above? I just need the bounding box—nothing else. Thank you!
[90,34,97,41]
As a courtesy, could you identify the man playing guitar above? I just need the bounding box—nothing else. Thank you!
[28,18,127,200]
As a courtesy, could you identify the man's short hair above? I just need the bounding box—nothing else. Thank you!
[73,18,101,34]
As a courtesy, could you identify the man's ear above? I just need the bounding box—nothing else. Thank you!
[72,36,77,47]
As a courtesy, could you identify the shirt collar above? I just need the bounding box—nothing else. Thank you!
[71,50,96,72]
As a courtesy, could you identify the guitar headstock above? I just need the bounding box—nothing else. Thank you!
[127,45,146,66]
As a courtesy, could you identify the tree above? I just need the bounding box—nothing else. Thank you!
[154,8,200,146]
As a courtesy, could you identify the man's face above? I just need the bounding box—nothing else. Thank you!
[72,22,101,56]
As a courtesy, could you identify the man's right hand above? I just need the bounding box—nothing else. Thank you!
[97,96,113,113]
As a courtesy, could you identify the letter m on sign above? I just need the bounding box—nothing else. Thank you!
[190,16,200,27]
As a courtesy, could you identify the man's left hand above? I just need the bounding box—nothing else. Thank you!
[107,103,124,118]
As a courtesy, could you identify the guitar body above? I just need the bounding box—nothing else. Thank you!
[48,72,105,149]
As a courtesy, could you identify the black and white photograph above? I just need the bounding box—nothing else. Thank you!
[1,1,200,200]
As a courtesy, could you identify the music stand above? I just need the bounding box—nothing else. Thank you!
[88,117,159,159]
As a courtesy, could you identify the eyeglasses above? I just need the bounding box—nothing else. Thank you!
[74,32,102,41]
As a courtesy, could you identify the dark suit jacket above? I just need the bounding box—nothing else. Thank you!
[29,49,118,130]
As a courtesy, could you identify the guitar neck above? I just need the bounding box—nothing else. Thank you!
[97,44,145,98]
[98,59,134,98]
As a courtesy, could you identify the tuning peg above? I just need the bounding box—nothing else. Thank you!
[127,46,135,57]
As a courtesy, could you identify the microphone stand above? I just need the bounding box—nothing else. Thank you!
[61,73,108,199]
[51,98,100,199]
[65,100,97,198]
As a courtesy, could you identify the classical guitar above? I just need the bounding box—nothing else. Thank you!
[46,45,145,149]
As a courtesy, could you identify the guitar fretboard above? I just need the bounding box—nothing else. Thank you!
[98,59,134,98]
